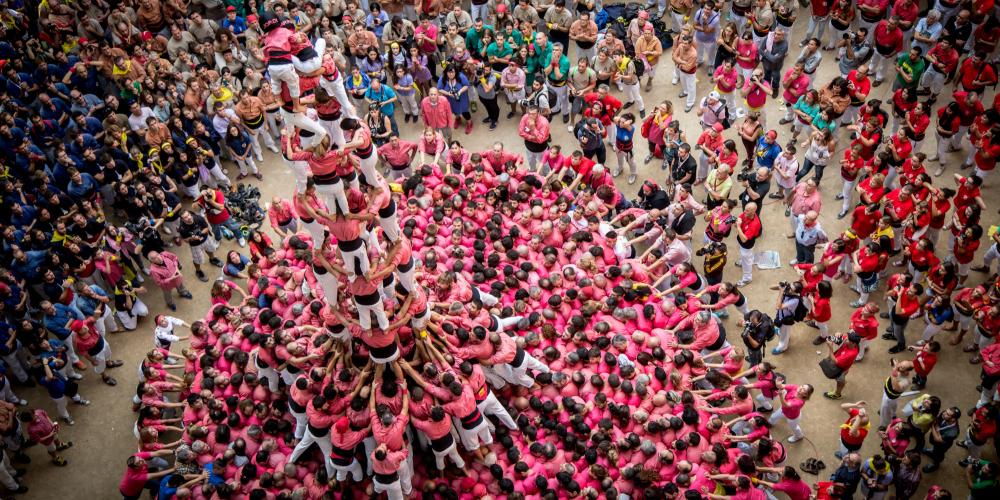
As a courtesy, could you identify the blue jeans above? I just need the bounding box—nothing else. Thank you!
[211,218,241,241]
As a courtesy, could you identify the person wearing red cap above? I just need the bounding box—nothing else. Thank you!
[329,415,367,482]
[635,23,664,93]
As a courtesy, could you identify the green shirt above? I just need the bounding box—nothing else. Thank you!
[486,42,514,65]
[895,54,927,89]
[544,54,571,84]
[465,25,494,54]
[527,41,553,76]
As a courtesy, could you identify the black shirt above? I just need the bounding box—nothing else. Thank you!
[672,155,696,183]
[739,175,771,207]
[179,215,211,246]
[671,209,696,237]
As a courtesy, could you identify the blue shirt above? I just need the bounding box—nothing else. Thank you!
[65,173,99,200]
[44,303,83,340]
[754,137,781,169]
[38,370,68,399]
[221,16,247,34]
[73,285,108,317]
[364,85,397,116]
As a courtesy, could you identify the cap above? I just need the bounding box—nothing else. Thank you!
[638,10,649,19]
[765,129,778,140]
[247,14,257,23]
[342,15,352,22]
[141,31,153,41]
[70,319,85,332]
[643,24,654,32]
[708,90,720,100]
[712,122,724,132]
[226,5,236,11]
[496,3,507,12]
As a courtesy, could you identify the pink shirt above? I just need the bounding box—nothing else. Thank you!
[789,183,822,216]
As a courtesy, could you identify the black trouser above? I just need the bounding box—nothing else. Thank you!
[925,439,954,466]
[584,143,606,164]
[480,95,500,123]
[763,66,782,95]
[797,158,826,183]
[795,241,816,263]
[890,311,910,350]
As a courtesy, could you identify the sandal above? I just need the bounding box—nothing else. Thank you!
[56,441,73,451]
[823,391,843,400]
[815,460,826,470]
[52,456,67,467]
[799,459,819,475]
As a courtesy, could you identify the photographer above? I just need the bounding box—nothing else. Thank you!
[738,166,771,208]
[772,280,804,355]
[735,202,762,287]
[821,332,862,400]
[922,406,960,472]
[740,309,773,366]
[697,241,727,286]
[837,28,872,77]
[474,63,501,130]
[523,76,553,118]
[965,459,1000,499]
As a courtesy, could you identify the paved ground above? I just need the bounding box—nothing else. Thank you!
[13,20,995,499]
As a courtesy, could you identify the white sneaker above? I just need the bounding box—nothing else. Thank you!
[73,399,90,406]
[237,238,247,248]
[671,78,679,85]
[567,124,574,132]
[16,399,26,406]
[788,435,803,443]
[737,278,752,287]
[63,417,75,426]
[69,374,83,380]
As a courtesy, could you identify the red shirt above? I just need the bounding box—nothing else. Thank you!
[975,141,1000,172]
[955,91,986,126]
[847,70,872,104]
[883,189,915,222]
[955,237,981,264]
[840,151,864,181]
[197,189,231,225]
[834,342,860,370]
[897,291,921,317]
[913,350,938,376]
[739,213,762,241]
[119,452,153,496]
[960,57,998,92]
[851,205,881,239]
[810,0,831,16]
[850,307,879,340]
[873,21,903,53]
[954,177,982,210]
[810,295,832,322]
[927,43,959,74]
[857,176,886,204]
[840,409,869,446]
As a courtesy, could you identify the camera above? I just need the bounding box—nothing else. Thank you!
[696,241,725,256]
[736,167,755,182]
[476,67,485,77]
[777,281,790,289]
[843,30,855,40]
[830,336,844,345]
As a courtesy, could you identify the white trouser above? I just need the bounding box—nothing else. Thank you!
[117,298,149,331]
[269,63,301,98]
[0,452,18,490]
[290,407,307,440]
[494,352,550,387]
[339,242,370,280]
[983,244,999,272]
[870,51,893,81]
[358,153,379,185]
[316,270,339,304]
[432,439,465,470]
[739,246,754,282]
[300,219,325,243]
[622,81,645,110]
[356,296,390,330]
[92,305,117,336]
[547,83,570,116]
[256,358,280,392]
[287,428,335,478]
[90,342,111,374]
[234,156,259,176]
[396,262,415,292]
[922,318,944,343]
[879,392,900,428]
[697,41,717,66]
[373,477,405,500]
[840,178,857,213]
[1,349,28,383]
[768,408,804,439]
[319,73,357,119]
[397,92,418,116]
[314,180,349,215]
[319,119,346,148]
[266,110,281,140]
[697,153,711,181]
[379,205,401,243]
[64,333,80,364]
[454,418,493,451]
[333,456,363,482]
[805,15,828,44]
[679,71,696,108]
[615,149,637,176]
[279,108,328,146]
[292,38,325,74]
[919,66,947,96]
[525,149,544,171]
[478,390,518,430]
[775,324,791,352]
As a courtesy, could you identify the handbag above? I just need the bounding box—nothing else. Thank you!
[819,357,844,379]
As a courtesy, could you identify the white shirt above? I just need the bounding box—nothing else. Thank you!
[154,316,185,348]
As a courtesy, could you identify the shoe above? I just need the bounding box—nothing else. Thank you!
[63,417,74,426]
[623,101,634,109]
[971,265,990,273]
[464,122,473,134]
[888,346,904,354]
[74,399,90,406]
[771,347,786,355]
[180,290,193,299]
[789,259,798,266]
[628,174,637,185]
[238,237,247,247]
[196,270,208,282]
[644,155,653,164]
[881,333,896,340]
[873,79,883,87]
[922,463,939,473]
[788,435,803,443]
[823,391,842,400]
[253,172,263,181]
[69,373,83,380]
[482,117,491,124]
[737,278,751,287]
[209,257,224,267]
[779,118,792,125]
[102,375,118,386]
[879,312,889,319]
[612,168,622,177]
[672,78,679,85]
[812,336,826,346]
[72,361,86,371]
[52,456,68,467]
[562,114,570,124]
[236,173,247,180]
[784,208,791,216]
[849,285,860,294]
[768,192,785,199]
[168,303,177,311]
[678,92,688,98]
[506,111,516,119]
[15,399,25,406]
[684,104,694,112]
[849,300,865,308]
[489,121,497,130]
[640,109,646,119]
[934,167,944,176]
[835,450,845,459]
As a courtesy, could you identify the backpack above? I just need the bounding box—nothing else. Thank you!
[631,56,646,78]
[710,99,731,129]
[792,298,809,322]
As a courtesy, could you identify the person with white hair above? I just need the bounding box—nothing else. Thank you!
[912,9,944,55]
